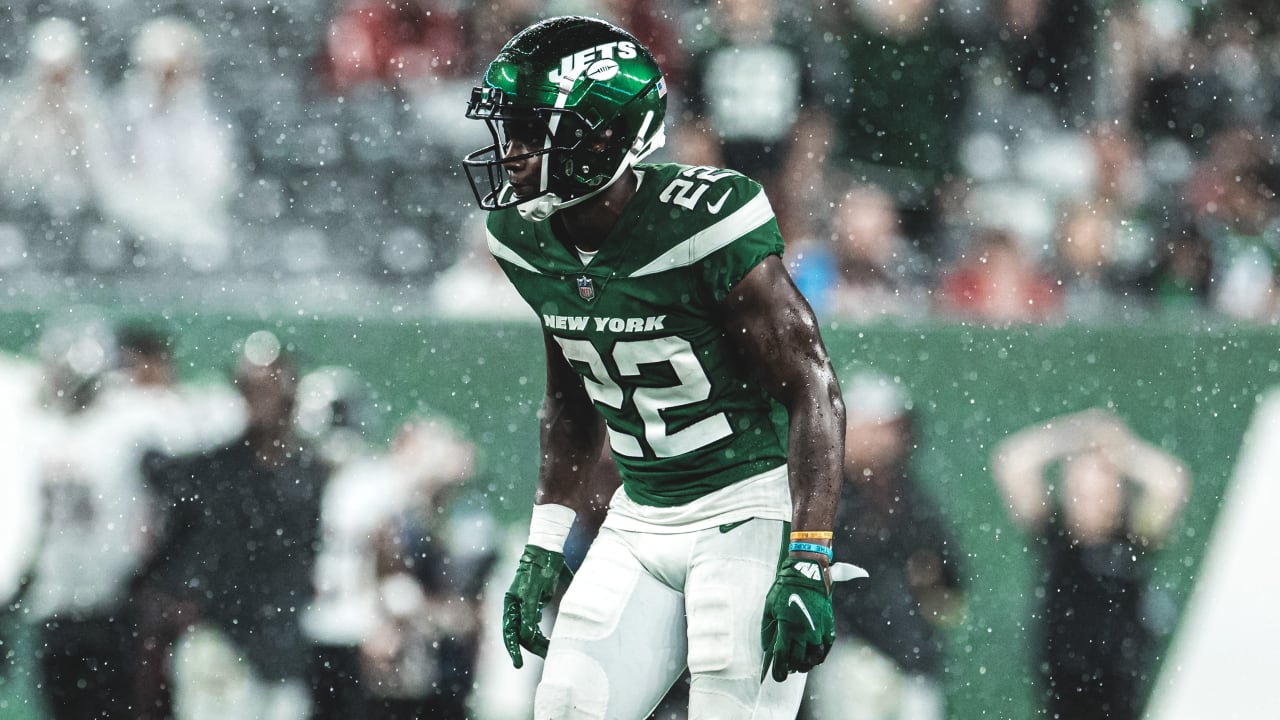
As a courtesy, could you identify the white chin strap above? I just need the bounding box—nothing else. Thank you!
[516,111,666,223]
[516,192,567,222]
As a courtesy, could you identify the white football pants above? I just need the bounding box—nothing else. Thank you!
[534,519,807,720]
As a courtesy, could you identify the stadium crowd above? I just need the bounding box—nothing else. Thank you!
[0,0,1271,719]
[0,0,1275,323]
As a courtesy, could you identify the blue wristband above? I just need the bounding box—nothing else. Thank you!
[789,541,833,560]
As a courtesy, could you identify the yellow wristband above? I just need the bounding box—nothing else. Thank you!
[790,531,833,541]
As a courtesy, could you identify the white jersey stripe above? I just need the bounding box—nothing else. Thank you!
[487,228,542,274]
[628,190,774,278]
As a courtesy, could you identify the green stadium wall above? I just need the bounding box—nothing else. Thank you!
[1,314,1276,719]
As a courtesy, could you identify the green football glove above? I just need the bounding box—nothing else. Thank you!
[502,544,571,668]
[760,557,836,682]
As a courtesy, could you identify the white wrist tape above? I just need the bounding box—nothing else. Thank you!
[527,503,577,553]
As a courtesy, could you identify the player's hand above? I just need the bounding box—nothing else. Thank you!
[502,544,570,668]
[760,556,835,682]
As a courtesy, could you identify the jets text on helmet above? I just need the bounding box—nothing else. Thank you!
[548,42,638,85]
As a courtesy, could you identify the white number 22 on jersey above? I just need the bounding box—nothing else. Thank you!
[657,166,737,212]
[554,336,732,458]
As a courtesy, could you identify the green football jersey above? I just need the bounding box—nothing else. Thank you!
[487,163,788,507]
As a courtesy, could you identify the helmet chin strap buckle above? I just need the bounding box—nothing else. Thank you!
[517,193,565,222]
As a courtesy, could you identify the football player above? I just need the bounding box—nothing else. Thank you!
[461,16,848,720]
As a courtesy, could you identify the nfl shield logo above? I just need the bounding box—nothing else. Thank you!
[577,276,595,301]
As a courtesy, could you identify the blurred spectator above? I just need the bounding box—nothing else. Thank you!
[399,0,546,168]
[0,17,122,270]
[321,1,543,257]
[142,332,322,720]
[427,221,533,321]
[992,0,1101,126]
[811,0,968,204]
[1182,125,1280,321]
[802,370,964,720]
[993,408,1190,720]
[359,416,492,719]
[295,370,384,720]
[564,0,687,90]
[1050,202,1143,322]
[110,17,239,272]
[789,183,931,322]
[117,324,177,388]
[1087,125,1151,218]
[294,365,379,470]
[680,0,815,236]
[1193,0,1280,134]
[1137,221,1214,313]
[1182,123,1271,219]
[462,0,548,77]
[317,0,466,93]
[1203,152,1280,322]
[935,228,1061,324]
[1098,0,1230,152]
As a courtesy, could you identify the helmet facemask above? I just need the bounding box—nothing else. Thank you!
[463,84,665,221]
[461,16,668,221]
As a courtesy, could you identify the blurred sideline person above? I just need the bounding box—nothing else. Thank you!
[361,416,493,719]
[0,352,42,681]
[142,332,323,720]
[22,316,237,720]
[119,324,245,720]
[294,366,379,470]
[304,409,485,720]
[23,319,134,720]
[117,324,178,388]
[110,16,239,271]
[803,371,964,720]
[299,366,380,720]
[993,408,1189,720]
[113,323,245,451]
[460,16,847,719]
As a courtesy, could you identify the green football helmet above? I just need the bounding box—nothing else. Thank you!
[462,15,667,221]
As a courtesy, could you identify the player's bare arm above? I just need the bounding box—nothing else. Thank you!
[498,330,608,668]
[724,254,847,681]
[722,254,846,558]
[535,328,607,512]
